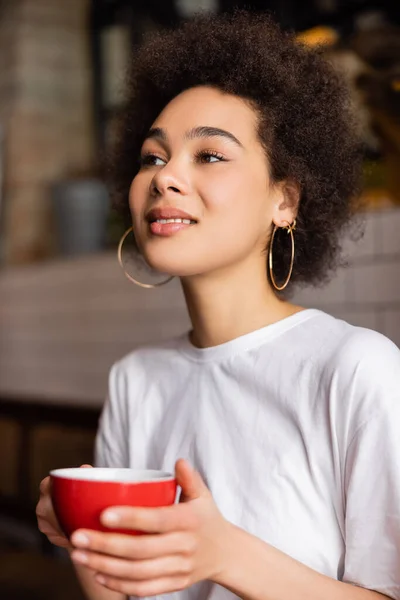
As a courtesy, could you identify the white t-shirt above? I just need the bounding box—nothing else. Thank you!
[95,309,400,600]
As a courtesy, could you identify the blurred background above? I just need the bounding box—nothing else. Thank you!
[0,1,399,598]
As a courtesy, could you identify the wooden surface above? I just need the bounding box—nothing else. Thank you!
[0,252,190,406]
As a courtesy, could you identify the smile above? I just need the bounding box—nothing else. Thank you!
[146,207,198,237]
[149,218,197,237]
[154,218,196,225]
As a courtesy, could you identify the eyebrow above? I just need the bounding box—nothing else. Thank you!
[144,126,243,148]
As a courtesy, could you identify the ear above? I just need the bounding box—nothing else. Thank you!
[271,181,300,227]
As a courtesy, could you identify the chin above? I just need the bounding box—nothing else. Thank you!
[142,251,194,278]
[142,248,211,278]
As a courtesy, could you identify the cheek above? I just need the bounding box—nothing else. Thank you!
[203,171,269,226]
[201,173,246,214]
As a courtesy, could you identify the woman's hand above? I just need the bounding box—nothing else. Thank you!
[36,464,92,549]
[70,459,232,597]
[36,475,70,548]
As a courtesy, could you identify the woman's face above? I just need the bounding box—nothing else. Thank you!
[129,86,292,278]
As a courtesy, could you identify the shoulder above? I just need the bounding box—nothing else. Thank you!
[297,312,400,454]
[326,320,400,384]
[302,310,400,375]
[309,312,400,422]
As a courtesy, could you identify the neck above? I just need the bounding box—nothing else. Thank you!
[180,258,302,348]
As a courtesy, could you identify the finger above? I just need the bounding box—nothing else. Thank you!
[37,493,65,539]
[36,508,58,532]
[36,493,54,519]
[38,519,67,544]
[37,512,69,546]
[71,550,191,581]
[80,464,92,468]
[100,503,198,534]
[71,530,194,560]
[37,518,60,536]
[36,496,60,529]
[39,477,51,496]
[95,574,190,597]
[175,459,208,501]
[48,535,71,548]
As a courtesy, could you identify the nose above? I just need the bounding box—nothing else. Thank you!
[150,162,189,197]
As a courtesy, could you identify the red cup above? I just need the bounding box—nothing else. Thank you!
[50,467,177,537]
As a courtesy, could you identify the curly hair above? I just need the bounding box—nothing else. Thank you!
[111,10,362,289]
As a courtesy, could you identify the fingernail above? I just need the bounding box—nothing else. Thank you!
[102,510,119,525]
[96,574,106,585]
[72,550,88,564]
[72,532,89,547]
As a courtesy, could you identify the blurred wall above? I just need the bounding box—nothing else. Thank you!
[0,0,94,264]
[293,208,400,346]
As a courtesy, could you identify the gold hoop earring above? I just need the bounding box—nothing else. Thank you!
[268,219,296,291]
[117,226,174,289]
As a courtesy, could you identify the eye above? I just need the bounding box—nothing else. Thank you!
[140,153,166,167]
[195,150,226,164]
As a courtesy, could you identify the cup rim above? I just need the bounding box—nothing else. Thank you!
[50,467,175,483]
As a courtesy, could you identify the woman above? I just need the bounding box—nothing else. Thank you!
[36,11,400,600]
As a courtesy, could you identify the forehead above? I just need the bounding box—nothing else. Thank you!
[151,86,259,143]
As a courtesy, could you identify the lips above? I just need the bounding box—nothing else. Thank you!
[146,207,197,224]
[146,207,198,237]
